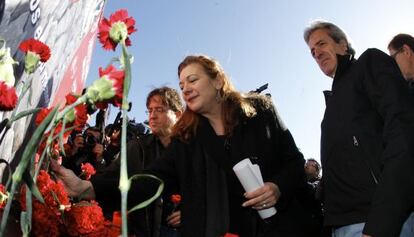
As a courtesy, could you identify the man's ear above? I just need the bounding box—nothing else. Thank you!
[403,44,413,57]
[339,39,348,54]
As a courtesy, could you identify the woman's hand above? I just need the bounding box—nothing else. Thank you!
[166,210,181,227]
[242,182,281,210]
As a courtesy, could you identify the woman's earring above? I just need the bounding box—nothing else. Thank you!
[215,89,222,103]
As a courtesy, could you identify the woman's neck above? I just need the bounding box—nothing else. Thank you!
[204,113,224,136]
[158,134,171,147]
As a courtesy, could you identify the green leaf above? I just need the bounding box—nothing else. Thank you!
[127,174,164,213]
[0,159,12,189]
[0,107,58,236]
[20,211,31,237]
[13,106,58,182]
[9,108,41,124]
[22,169,44,203]
[58,117,67,157]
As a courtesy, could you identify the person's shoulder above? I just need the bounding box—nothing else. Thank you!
[128,133,154,146]
[358,48,390,62]
[139,133,157,144]
[244,93,273,112]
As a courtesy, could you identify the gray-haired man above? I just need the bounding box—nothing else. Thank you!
[304,20,414,237]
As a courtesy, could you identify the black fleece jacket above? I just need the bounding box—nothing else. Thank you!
[321,49,414,237]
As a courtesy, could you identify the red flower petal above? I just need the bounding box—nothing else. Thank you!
[81,162,96,180]
[98,65,125,107]
[0,82,17,111]
[65,93,79,105]
[74,104,88,131]
[64,92,88,131]
[19,38,51,62]
[0,184,6,210]
[97,9,137,51]
[66,200,106,236]
[170,194,181,205]
[35,107,53,126]
[224,233,239,237]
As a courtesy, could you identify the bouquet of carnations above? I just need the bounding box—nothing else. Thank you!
[0,9,162,237]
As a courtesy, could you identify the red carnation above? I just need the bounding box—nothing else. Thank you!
[170,194,181,205]
[20,170,70,237]
[98,9,136,51]
[65,93,79,105]
[223,233,239,237]
[0,81,17,111]
[81,162,96,180]
[170,194,181,214]
[19,38,51,62]
[99,64,124,107]
[65,200,105,236]
[112,211,122,227]
[73,103,88,131]
[35,107,68,136]
[0,184,7,210]
[35,107,54,126]
[65,92,89,131]
[19,38,51,73]
[86,65,124,108]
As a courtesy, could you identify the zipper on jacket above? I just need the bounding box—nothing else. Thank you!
[352,136,359,146]
[352,136,378,184]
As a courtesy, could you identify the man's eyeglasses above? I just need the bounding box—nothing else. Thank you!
[390,47,403,59]
[145,107,167,115]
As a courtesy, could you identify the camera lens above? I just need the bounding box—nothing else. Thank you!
[85,134,97,147]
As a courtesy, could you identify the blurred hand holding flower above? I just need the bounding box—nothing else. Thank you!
[80,162,96,180]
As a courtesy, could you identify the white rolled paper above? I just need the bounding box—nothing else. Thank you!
[233,158,277,219]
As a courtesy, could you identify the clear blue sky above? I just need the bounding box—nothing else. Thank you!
[87,0,414,162]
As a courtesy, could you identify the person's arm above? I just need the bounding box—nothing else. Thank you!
[267,100,306,206]
[361,49,414,237]
[90,137,146,207]
[50,159,96,200]
[243,97,305,209]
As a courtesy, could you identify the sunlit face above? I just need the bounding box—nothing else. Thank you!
[389,45,414,81]
[308,29,348,78]
[179,63,222,116]
[305,160,317,174]
[304,160,320,179]
[147,95,178,136]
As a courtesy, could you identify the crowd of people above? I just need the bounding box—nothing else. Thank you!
[49,20,414,237]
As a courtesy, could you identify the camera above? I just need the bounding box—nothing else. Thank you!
[106,111,151,140]
[81,127,103,153]
[83,133,98,149]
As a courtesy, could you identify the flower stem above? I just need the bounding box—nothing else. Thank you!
[119,41,132,237]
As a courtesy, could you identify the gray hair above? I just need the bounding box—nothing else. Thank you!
[304,20,355,56]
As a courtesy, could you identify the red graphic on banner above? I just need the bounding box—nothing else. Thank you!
[50,29,97,106]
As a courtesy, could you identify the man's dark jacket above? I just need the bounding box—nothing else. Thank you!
[91,134,167,237]
[321,48,414,237]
